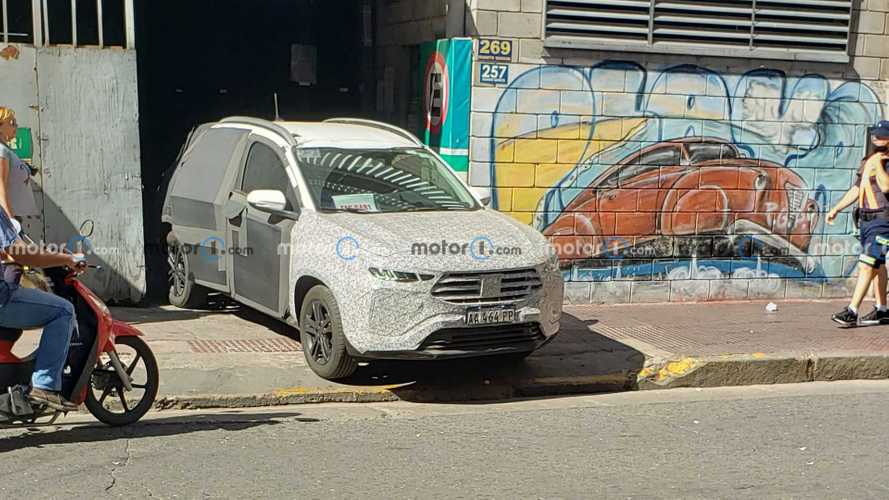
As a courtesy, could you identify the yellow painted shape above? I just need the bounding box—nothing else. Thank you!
[493,140,515,163]
[496,116,538,139]
[538,122,579,140]
[536,163,573,188]
[507,212,534,225]
[493,163,535,187]
[496,187,514,211]
[273,385,401,397]
[514,139,558,163]
[493,117,648,220]
[511,187,549,211]
[654,357,699,383]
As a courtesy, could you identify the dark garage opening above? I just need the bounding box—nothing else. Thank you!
[136,0,376,298]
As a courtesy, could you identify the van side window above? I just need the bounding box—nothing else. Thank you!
[242,142,299,211]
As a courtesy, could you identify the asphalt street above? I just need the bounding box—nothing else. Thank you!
[2,381,889,499]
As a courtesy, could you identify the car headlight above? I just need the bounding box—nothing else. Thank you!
[368,267,435,283]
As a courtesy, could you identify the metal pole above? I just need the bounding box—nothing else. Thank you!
[41,0,49,45]
[31,0,42,46]
[96,0,103,48]
[3,0,9,43]
[124,0,135,49]
[71,0,77,46]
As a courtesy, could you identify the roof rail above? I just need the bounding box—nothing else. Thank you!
[323,118,423,146]
[219,116,298,146]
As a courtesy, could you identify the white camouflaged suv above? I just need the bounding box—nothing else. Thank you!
[163,117,563,379]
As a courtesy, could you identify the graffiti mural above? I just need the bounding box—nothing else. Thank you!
[484,62,883,298]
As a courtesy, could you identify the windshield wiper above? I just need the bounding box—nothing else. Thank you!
[402,206,472,212]
[323,208,372,214]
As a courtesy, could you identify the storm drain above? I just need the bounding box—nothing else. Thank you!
[188,339,302,353]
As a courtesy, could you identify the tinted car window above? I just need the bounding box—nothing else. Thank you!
[686,143,738,163]
[242,142,299,211]
[598,145,681,188]
[171,127,247,203]
[637,146,682,166]
[295,148,478,213]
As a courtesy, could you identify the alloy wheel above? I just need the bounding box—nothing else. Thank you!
[302,300,333,365]
[168,245,187,298]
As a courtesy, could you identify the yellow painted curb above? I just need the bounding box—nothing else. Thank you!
[273,385,402,398]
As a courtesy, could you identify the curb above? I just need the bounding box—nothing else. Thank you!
[637,353,889,389]
[152,353,889,410]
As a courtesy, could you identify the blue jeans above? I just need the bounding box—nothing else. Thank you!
[0,284,75,391]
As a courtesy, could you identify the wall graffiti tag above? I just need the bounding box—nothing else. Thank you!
[485,62,883,295]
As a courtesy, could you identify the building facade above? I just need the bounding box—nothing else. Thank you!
[443,0,889,303]
[2,0,888,305]
[0,1,142,302]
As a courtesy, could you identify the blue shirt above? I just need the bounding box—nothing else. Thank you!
[0,143,38,216]
[0,207,19,304]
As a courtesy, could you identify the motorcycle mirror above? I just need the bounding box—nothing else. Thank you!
[78,219,95,238]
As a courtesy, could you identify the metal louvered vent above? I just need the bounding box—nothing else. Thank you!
[544,0,853,62]
[752,0,852,52]
[653,0,754,47]
[545,0,652,42]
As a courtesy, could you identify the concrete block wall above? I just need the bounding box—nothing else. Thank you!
[374,0,449,128]
[466,1,889,304]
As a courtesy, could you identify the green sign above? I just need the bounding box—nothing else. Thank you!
[8,127,33,161]
[419,38,472,173]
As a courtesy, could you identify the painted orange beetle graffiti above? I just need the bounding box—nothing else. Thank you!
[543,137,820,260]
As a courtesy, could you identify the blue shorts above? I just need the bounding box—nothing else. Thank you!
[859,217,889,268]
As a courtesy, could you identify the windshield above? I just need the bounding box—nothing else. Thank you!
[294,147,479,213]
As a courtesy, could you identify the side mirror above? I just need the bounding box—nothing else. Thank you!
[247,190,300,220]
[471,187,492,207]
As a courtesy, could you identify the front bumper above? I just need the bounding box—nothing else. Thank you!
[338,266,564,356]
[352,322,560,360]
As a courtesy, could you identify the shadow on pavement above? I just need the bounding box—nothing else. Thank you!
[336,313,646,403]
[114,295,289,331]
[0,411,316,452]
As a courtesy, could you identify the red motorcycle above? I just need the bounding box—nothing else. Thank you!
[0,257,158,427]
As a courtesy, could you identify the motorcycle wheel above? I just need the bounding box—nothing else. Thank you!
[85,336,159,427]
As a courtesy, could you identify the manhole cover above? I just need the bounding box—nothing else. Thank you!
[188,338,302,353]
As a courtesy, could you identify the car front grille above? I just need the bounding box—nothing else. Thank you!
[419,323,544,353]
[430,268,542,304]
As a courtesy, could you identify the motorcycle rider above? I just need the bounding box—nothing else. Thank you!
[0,108,84,411]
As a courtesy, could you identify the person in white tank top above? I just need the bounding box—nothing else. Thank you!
[0,106,85,411]
[0,108,38,225]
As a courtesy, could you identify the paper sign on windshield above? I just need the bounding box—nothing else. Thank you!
[332,194,378,212]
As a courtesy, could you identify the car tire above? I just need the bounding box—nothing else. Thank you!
[167,239,208,309]
[299,285,357,380]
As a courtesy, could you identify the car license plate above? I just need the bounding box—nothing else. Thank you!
[465,307,517,326]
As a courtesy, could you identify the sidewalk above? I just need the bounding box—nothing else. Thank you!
[90,298,889,409]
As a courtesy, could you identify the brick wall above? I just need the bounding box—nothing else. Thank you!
[466,0,889,304]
